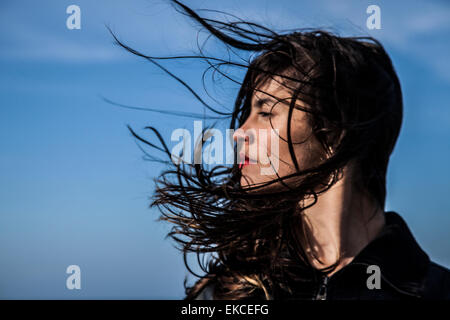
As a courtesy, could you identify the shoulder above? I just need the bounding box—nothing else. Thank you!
[422,261,450,299]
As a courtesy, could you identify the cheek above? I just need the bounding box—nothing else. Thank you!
[251,114,316,171]
[260,117,286,154]
[277,127,316,171]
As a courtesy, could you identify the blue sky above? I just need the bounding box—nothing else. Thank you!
[0,0,449,299]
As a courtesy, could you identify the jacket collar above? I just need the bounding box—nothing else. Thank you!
[348,211,430,297]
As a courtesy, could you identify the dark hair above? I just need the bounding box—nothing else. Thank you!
[109,0,403,299]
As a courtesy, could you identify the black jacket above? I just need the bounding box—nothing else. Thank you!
[194,211,450,300]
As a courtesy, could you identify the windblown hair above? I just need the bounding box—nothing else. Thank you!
[109,0,403,299]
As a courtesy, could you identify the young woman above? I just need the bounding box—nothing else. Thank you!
[112,1,450,299]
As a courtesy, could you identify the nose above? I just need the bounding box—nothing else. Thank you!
[233,127,257,158]
[233,127,249,144]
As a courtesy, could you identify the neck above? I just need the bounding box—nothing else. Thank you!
[297,165,386,277]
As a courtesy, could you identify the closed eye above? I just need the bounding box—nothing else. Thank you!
[258,111,272,118]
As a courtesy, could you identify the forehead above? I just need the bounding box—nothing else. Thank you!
[252,76,293,104]
[251,75,308,113]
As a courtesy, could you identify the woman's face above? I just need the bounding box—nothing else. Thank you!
[233,76,325,189]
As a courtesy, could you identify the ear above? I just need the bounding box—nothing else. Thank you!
[326,129,346,157]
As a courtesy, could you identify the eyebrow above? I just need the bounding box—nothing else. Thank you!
[253,97,275,108]
[253,96,303,110]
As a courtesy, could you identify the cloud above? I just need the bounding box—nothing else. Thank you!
[0,0,197,62]
[321,0,450,83]
[1,0,449,85]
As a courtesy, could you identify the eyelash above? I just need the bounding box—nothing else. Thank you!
[258,111,272,118]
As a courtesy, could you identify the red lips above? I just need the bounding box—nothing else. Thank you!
[238,153,252,169]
